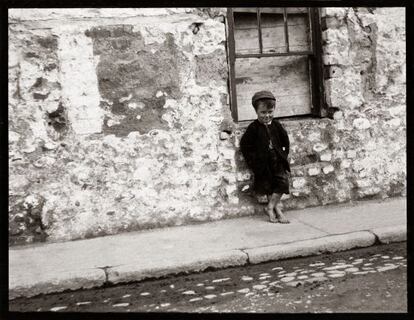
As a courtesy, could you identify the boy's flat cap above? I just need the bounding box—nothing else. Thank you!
[252,90,276,105]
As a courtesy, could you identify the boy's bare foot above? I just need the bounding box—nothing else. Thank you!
[274,207,290,224]
[265,208,278,223]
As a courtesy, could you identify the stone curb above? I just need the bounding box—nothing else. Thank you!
[107,250,248,285]
[9,268,106,300]
[244,231,377,264]
[9,225,406,300]
[370,225,406,244]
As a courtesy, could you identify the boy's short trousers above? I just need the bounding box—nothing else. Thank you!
[270,173,290,195]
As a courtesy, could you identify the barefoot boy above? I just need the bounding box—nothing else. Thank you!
[240,91,291,223]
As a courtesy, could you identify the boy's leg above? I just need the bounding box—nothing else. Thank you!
[266,193,278,223]
[273,193,290,223]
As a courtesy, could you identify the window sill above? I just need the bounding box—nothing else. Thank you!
[235,114,329,129]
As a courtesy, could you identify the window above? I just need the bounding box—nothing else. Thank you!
[226,8,324,122]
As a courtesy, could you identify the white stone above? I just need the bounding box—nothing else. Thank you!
[323,264,353,271]
[160,303,170,307]
[340,159,351,169]
[189,297,203,302]
[286,281,304,287]
[355,179,371,188]
[44,141,58,150]
[308,167,321,176]
[388,118,401,127]
[320,152,332,162]
[237,288,250,293]
[241,276,253,281]
[345,267,359,272]
[76,301,91,306]
[237,172,251,181]
[323,165,335,174]
[212,277,230,283]
[292,178,307,189]
[220,291,234,296]
[253,284,267,290]
[377,265,399,272]
[122,294,131,298]
[219,132,230,140]
[347,150,357,158]
[128,102,138,109]
[283,272,297,277]
[136,115,141,120]
[309,262,325,267]
[119,94,132,103]
[140,292,150,296]
[241,185,249,192]
[313,143,328,152]
[280,276,295,282]
[182,290,196,295]
[204,294,217,299]
[9,131,20,143]
[112,303,129,307]
[333,111,344,120]
[50,306,68,311]
[310,272,325,277]
[353,118,371,130]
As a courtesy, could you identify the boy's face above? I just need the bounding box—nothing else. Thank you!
[255,102,275,124]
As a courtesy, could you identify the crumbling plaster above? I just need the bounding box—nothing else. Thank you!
[9,8,246,245]
[9,8,405,245]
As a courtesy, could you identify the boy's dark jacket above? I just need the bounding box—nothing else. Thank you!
[240,119,290,194]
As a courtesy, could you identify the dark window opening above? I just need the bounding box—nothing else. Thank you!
[226,7,325,123]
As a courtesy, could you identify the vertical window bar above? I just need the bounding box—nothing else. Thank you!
[308,7,313,53]
[283,8,289,53]
[226,9,239,122]
[257,8,263,54]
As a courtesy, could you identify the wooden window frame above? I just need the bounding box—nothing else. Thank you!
[226,7,325,123]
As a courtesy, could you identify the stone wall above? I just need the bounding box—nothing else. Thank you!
[237,7,406,209]
[8,8,251,245]
[9,8,406,246]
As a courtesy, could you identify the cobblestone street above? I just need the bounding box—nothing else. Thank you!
[9,242,406,313]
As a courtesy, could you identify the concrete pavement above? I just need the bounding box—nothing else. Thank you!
[9,197,406,300]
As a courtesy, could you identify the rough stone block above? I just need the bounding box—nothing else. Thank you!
[313,143,328,153]
[320,152,332,162]
[353,118,371,130]
[292,178,307,189]
[340,159,351,169]
[347,150,357,159]
[370,225,406,244]
[9,268,106,299]
[107,250,248,285]
[246,232,376,264]
[322,165,335,174]
[308,167,321,176]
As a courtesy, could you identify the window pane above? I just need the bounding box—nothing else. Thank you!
[235,56,312,120]
[261,12,287,53]
[233,11,260,54]
[287,8,311,52]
